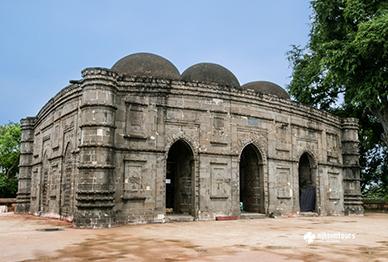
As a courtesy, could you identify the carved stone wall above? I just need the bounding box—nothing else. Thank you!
[16,67,362,227]
[341,118,364,215]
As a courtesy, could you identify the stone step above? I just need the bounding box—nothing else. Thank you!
[240,213,266,220]
[166,214,194,223]
[216,216,239,221]
[299,212,318,217]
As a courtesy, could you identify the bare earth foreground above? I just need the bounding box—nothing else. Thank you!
[0,213,388,262]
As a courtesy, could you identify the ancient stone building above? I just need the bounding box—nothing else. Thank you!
[16,53,363,228]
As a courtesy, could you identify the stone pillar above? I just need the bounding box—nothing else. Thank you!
[341,118,364,215]
[16,117,36,213]
[74,68,117,228]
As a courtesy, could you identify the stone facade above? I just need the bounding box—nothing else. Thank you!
[16,53,363,228]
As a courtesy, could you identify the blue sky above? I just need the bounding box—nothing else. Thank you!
[0,1,311,124]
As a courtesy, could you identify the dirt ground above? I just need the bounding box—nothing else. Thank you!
[1,212,388,262]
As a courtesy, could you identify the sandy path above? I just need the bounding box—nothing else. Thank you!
[1,212,387,261]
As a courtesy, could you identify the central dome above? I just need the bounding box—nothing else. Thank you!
[181,63,240,88]
[111,53,180,80]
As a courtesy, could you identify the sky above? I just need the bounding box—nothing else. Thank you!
[0,1,311,124]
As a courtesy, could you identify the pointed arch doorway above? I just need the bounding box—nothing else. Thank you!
[239,144,265,213]
[166,140,195,215]
[298,152,316,212]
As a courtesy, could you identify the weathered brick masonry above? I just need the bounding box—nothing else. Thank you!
[16,53,363,228]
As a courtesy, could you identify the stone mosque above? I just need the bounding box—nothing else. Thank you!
[16,53,363,228]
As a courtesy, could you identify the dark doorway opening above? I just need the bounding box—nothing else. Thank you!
[166,140,194,215]
[299,153,316,212]
[239,144,264,213]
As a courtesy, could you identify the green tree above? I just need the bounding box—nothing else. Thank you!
[288,0,388,143]
[287,0,388,197]
[0,123,21,197]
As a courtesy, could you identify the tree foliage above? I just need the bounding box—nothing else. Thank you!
[288,0,388,197]
[0,123,21,197]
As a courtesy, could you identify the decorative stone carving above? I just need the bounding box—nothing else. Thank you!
[16,53,362,228]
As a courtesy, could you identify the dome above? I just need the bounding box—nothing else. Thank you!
[181,63,240,88]
[242,81,289,99]
[111,53,180,80]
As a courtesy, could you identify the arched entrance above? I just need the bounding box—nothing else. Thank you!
[239,144,264,213]
[298,153,316,212]
[60,143,73,217]
[166,140,194,215]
